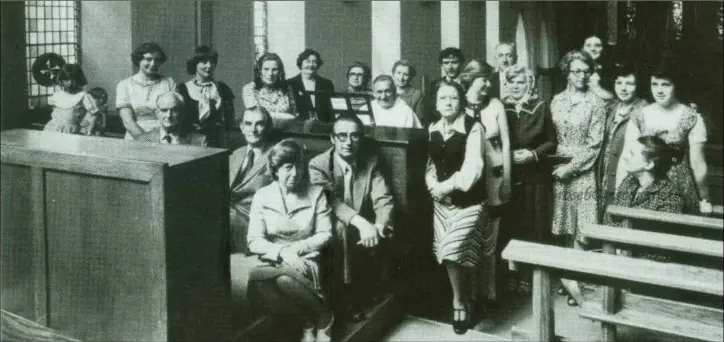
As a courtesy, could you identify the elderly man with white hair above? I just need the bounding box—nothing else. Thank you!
[370,75,422,129]
[490,42,517,99]
[136,91,208,146]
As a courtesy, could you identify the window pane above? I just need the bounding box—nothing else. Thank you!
[37,19,44,32]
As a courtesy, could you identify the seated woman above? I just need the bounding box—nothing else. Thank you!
[288,49,335,121]
[345,61,373,111]
[242,53,298,123]
[177,46,235,147]
[246,139,334,342]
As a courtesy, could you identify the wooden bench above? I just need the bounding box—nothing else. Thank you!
[1,309,79,341]
[606,205,724,232]
[501,240,723,342]
[579,223,724,342]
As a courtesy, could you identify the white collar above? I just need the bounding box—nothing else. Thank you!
[334,152,356,173]
[430,113,467,135]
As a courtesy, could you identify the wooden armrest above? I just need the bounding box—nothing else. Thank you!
[501,240,723,296]
[606,205,724,231]
[547,155,572,165]
[581,224,724,258]
[1,309,80,341]
[713,205,723,218]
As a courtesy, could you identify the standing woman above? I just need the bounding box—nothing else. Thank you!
[116,42,176,139]
[550,51,606,306]
[177,46,235,147]
[502,65,557,294]
[460,59,511,307]
[288,49,335,121]
[598,62,648,220]
[622,58,710,214]
[582,35,614,101]
[242,53,297,121]
[426,80,487,334]
[392,60,425,124]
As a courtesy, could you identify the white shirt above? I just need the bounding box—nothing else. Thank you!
[371,98,422,129]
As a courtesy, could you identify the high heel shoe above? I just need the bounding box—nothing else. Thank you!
[452,306,469,335]
[567,295,578,307]
[316,315,334,342]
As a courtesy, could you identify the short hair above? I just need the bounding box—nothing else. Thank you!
[240,106,273,134]
[434,79,467,110]
[186,46,219,74]
[503,65,539,102]
[155,91,185,110]
[87,87,108,102]
[296,49,323,69]
[438,47,465,64]
[459,59,494,89]
[131,42,167,67]
[559,50,595,77]
[268,139,305,179]
[496,42,518,58]
[638,135,679,179]
[253,52,289,93]
[611,61,642,94]
[333,113,365,134]
[650,55,687,90]
[372,74,395,88]
[346,61,372,88]
[56,64,87,88]
[391,60,417,79]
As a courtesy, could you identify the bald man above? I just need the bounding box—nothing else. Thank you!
[136,91,208,146]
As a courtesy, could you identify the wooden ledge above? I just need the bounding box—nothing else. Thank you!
[606,205,724,231]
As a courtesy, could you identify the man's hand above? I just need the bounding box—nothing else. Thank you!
[513,149,535,165]
[552,166,573,182]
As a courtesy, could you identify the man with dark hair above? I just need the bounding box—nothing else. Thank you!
[309,114,395,322]
[426,47,465,125]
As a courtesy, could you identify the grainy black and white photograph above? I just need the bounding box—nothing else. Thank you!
[1,1,723,341]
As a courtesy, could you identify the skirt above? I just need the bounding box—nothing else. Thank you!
[432,201,488,267]
[248,256,325,301]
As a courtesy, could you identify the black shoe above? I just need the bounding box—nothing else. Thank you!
[567,295,578,307]
[452,307,469,335]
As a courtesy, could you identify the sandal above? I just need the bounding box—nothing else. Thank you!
[567,295,578,307]
[452,306,469,335]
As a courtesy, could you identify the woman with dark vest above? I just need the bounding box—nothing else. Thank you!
[426,80,487,335]
[177,46,235,147]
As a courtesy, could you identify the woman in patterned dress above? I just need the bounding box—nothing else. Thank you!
[550,51,606,306]
[242,53,298,123]
[116,42,176,139]
[460,59,512,308]
[621,59,711,214]
[426,80,487,334]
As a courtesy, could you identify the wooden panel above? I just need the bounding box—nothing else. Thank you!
[606,205,724,231]
[459,1,486,61]
[0,165,35,319]
[1,309,78,342]
[44,171,163,341]
[0,1,27,131]
[400,1,441,90]
[502,240,724,296]
[581,224,724,258]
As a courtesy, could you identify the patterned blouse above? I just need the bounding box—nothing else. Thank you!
[607,174,684,225]
[242,82,297,116]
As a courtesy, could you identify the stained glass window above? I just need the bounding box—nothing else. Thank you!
[717,1,723,40]
[624,1,637,41]
[25,1,80,109]
[672,0,683,41]
[253,1,268,62]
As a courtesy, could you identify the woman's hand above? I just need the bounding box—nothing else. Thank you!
[430,181,454,202]
[513,149,535,165]
[552,166,573,182]
[699,200,713,215]
[279,246,306,273]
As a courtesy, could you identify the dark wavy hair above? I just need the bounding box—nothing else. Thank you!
[638,135,680,179]
[131,42,167,67]
[438,47,465,65]
[649,54,690,103]
[346,61,372,89]
[253,52,288,93]
[57,63,87,90]
[186,46,219,74]
[296,49,323,69]
[333,113,365,134]
[611,61,644,99]
[87,87,108,103]
[268,138,306,179]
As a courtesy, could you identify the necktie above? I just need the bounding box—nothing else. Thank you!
[343,165,354,207]
[234,149,255,186]
[162,135,172,144]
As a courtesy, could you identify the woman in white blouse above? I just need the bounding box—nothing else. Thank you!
[116,42,176,139]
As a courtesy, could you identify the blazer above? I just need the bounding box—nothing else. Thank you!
[287,74,335,122]
[308,147,394,230]
[136,128,208,147]
[229,144,274,254]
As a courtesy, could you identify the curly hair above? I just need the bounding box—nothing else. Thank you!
[346,61,372,89]
[186,46,219,75]
[559,50,595,77]
[296,49,323,69]
[56,63,87,90]
[253,52,289,93]
[638,135,679,179]
[131,42,167,67]
[438,47,465,65]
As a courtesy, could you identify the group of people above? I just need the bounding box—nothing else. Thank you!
[38,35,714,341]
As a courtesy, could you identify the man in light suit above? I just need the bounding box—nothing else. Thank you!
[308,114,395,322]
[229,107,274,254]
[136,91,208,146]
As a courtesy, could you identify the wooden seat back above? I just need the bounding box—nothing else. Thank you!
[606,205,724,232]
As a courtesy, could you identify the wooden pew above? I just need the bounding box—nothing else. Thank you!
[579,223,724,342]
[606,205,724,233]
[501,240,724,342]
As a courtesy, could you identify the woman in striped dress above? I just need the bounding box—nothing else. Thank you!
[426,80,487,335]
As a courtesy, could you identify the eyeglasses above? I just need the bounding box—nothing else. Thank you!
[570,69,591,76]
[348,72,365,77]
[334,132,362,142]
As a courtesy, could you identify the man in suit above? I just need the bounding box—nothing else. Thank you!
[287,49,336,122]
[228,107,274,254]
[426,47,465,125]
[490,42,517,99]
[309,114,395,322]
[136,91,208,146]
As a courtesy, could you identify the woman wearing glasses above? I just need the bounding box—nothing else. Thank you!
[345,62,373,111]
[549,50,606,307]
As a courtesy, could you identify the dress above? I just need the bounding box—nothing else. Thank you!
[115,75,176,139]
[628,105,707,213]
[44,90,99,134]
[177,79,235,147]
[241,82,297,120]
[550,91,606,242]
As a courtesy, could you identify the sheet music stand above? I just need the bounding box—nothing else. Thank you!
[305,90,376,125]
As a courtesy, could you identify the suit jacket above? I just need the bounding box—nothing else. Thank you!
[287,74,335,122]
[229,144,274,254]
[136,128,208,147]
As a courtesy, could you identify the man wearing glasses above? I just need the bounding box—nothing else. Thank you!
[309,114,395,322]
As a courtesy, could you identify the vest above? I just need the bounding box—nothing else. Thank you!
[429,115,487,207]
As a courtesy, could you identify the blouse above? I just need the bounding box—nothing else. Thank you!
[425,114,485,192]
[242,82,297,117]
[115,75,176,122]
